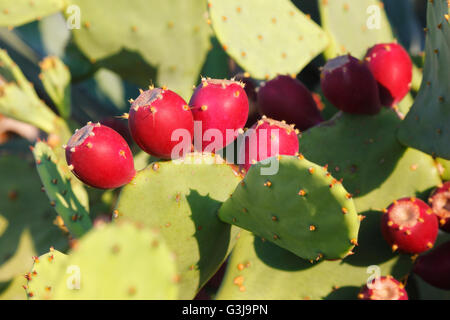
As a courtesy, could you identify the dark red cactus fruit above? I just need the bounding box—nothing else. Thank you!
[364,43,412,107]
[358,276,408,300]
[189,78,249,152]
[428,181,450,233]
[99,117,133,146]
[65,123,135,189]
[238,117,299,173]
[320,54,381,115]
[413,241,450,290]
[381,198,438,254]
[128,88,194,159]
[234,73,259,127]
[257,75,323,131]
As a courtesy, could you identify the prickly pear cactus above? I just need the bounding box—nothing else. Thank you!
[32,141,92,238]
[65,0,211,99]
[319,0,393,59]
[216,212,412,300]
[114,153,242,299]
[208,0,328,79]
[33,222,179,299]
[25,249,68,300]
[0,0,65,27]
[398,0,450,159]
[39,56,71,119]
[219,155,360,261]
[300,109,441,213]
[0,50,59,133]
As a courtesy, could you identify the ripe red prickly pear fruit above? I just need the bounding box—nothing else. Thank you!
[257,75,323,131]
[238,117,299,173]
[234,73,259,127]
[65,123,135,189]
[358,276,408,300]
[364,43,412,107]
[320,54,381,115]
[128,88,194,159]
[428,181,450,233]
[100,117,133,146]
[413,241,450,290]
[189,78,249,152]
[381,198,438,254]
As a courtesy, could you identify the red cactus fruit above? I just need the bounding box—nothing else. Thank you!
[428,181,450,233]
[257,75,323,131]
[364,43,412,107]
[100,117,133,146]
[65,123,135,189]
[234,73,259,127]
[320,54,381,115]
[238,117,299,173]
[189,78,249,152]
[128,88,194,159]
[381,198,438,254]
[358,276,408,300]
[413,241,450,290]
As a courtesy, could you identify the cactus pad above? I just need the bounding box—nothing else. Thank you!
[208,0,328,79]
[26,249,68,300]
[115,153,242,299]
[49,221,179,299]
[300,109,441,213]
[0,0,64,27]
[66,0,211,99]
[398,0,450,159]
[39,56,71,119]
[32,141,92,238]
[216,213,412,300]
[219,155,360,261]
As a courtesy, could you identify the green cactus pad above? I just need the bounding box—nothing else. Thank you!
[208,0,328,79]
[398,0,450,159]
[0,0,64,27]
[219,155,360,261]
[319,0,393,59]
[300,109,441,213]
[50,221,179,299]
[0,153,68,287]
[26,249,68,300]
[115,153,242,299]
[65,0,211,99]
[436,158,450,181]
[216,212,412,300]
[0,49,58,133]
[32,141,92,238]
[39,56,71,119]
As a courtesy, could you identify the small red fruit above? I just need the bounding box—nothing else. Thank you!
[364,43,412,107]
[381,198,438,254]
[257,75,323,131]
[65,123,135,189]
[413,241,450,290]
[320,54,381,115]
[358,276,408,300]
[100,117,133,146]
[238,117,299,173]
[428,181,450,232]
[128,88,194,159]
[189,78,249,152]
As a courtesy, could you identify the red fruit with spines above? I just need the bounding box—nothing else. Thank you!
[128,88,194,159]
[238,117,299,173]
[320,54,381,115]
[234,73,259,127]
[65,122,135,189]
[358,276,408,300]
[189,78,249,152]
[428,181,450,232]
[364,43,412,107]
[257,75,323,131]
[413,241,450,290]
[381,198,438,254]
